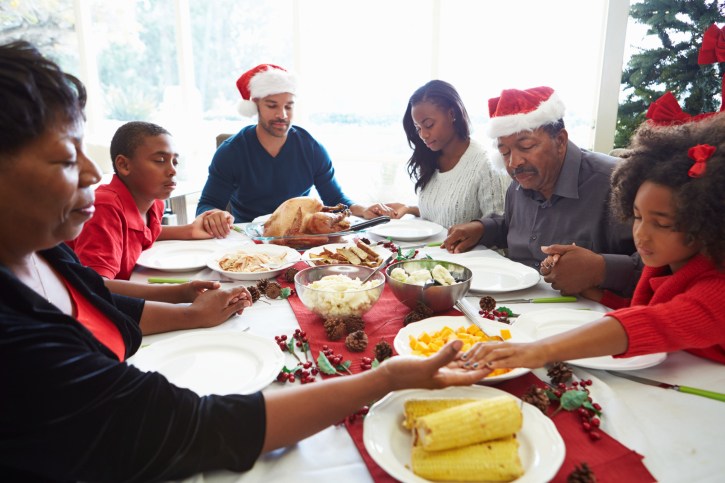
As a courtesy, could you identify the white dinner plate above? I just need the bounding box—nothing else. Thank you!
[363,386,565,483]
[368,219,445,241]
[514,308,667,370]
[207,244,301,281]
[136,240,224,272]
[444,257,541,294]
[394,315,532,383]
[128,331,284,395]
[301,242,391,267]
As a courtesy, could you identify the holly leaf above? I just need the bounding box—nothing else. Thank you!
[286,339,295,353]
[372,358,381,368]
[316,352,338,375]
[338,360,352,370]
[560,390,589,411]
[280,287,292,299]
[545,388,559,401]
[403,248,416,259]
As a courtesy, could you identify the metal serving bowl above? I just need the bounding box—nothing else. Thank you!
[294,265,385,318]
[385,259,472,313]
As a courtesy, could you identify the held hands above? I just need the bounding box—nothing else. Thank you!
[191,209,234,239]
[379,339,491,391]
[459,341,550,372]
[441,221,484,253]
[540,244,605,295]
[187,285,253,328]
[361,203,399,219]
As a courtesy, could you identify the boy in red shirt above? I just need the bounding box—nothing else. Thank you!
[71,122,234,300]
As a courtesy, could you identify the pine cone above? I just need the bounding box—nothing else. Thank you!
[521,385,550,414]
[345,330,368,352]
[415,302,434,318]
[374,340,393,362]
[284,267,299,283]
[567,463,596,483]
[265,281,282,299]
[247,285,261,303]
[403,310,426,326]
[324,317,347,341]
[343,315,365,334]
[547,361,573,385]
[256,279,269,292]
[479,296,496,312]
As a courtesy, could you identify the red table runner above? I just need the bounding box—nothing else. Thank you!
[278,264,655,482]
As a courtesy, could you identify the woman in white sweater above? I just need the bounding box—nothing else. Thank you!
[386,80,508,227]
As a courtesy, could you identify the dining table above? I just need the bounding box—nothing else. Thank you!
[128,220,725,483]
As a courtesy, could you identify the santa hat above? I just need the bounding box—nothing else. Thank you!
[486,86,566,169]
[236,64,297,117]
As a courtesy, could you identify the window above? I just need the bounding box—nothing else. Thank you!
[1,0,622,209]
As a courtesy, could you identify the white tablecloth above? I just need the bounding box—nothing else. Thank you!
[129,229,725,483]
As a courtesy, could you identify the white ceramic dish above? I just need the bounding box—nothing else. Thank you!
[514,308,667,370]
[394,315,532,383]
[368,219,445,241]
[128,331,284,395]
[136,240,223,272]
[206,244,301,281]
[301,242,391,267]
[446,257,541,293]
[363,385,565,483]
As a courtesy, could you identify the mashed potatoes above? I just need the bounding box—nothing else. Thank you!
[302,274,381,316]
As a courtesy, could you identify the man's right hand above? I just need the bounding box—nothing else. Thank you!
[441,221,484,253]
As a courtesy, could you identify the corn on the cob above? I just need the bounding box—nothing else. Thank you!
[411,436,523,482]
[414,396,522,451]
[402,398,476,429]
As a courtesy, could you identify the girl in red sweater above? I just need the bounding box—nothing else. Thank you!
[462,111,725,368]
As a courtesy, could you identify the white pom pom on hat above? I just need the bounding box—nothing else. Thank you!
[236,64,297,117]
[486,86,566,169]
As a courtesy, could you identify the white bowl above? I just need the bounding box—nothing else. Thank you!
[207,245,301,281]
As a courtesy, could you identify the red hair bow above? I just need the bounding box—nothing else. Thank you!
[646,92,692,125]
[698,24,725,64]
[687,144,716,178]
[698,23,725,112]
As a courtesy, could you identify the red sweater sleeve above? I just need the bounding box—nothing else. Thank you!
[607,274,725,360]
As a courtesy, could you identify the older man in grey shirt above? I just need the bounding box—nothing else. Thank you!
[443,86,639,297]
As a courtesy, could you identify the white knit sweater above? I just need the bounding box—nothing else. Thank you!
[417,140,508,227]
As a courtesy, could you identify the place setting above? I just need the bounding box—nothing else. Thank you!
[513,308,667,371]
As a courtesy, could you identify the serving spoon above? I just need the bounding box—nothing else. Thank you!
[361,253,394,283]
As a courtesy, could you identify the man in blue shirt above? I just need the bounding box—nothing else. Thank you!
[196,64,390,225]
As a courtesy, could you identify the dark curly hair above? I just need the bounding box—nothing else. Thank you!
[0,40,86,159]
[110,121,171,174]
[611,112,725,266]
[402,80,471,193]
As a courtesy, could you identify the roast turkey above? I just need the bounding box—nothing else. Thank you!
[263,197,351,244]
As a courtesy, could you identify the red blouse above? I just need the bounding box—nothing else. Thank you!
[62,278,126,361]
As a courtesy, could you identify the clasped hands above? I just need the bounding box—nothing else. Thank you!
[539,244,605,296]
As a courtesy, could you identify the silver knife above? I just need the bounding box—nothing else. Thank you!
[607,371,725,402]
[454,298,488,332]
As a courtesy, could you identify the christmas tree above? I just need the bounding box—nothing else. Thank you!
[615,0,724,148]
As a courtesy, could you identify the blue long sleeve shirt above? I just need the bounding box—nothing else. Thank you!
[196,125,354,222]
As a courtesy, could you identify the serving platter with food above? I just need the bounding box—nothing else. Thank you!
[363,385,565,483]
[245,196,390,249]
[394,315,533,383]
[302,240,391,267]
[206,245,301,280]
